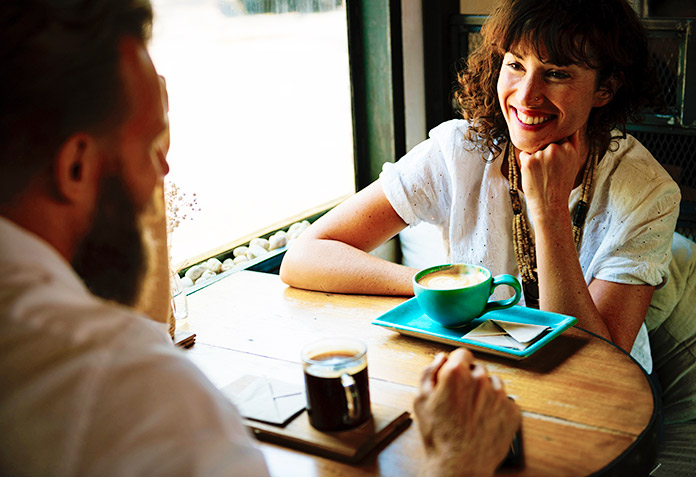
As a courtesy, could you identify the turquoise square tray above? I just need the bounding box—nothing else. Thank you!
[372,298,577,360]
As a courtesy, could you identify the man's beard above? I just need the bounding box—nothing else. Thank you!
[72,174,150,307]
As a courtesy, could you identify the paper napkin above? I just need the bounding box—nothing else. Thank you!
[222,375,306,426]
[464,319,550,350]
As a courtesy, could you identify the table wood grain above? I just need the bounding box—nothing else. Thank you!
[182,270,657,476]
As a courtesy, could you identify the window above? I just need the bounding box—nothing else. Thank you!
[149,0,355,268]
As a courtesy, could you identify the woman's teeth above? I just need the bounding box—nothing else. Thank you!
[517,110,551,125]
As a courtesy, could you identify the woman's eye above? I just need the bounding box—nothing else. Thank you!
[506,62,522,71]
[547,70,570,80]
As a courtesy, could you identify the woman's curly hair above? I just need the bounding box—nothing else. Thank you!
[453,0,663,158]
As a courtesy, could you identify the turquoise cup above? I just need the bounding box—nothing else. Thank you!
[413,264,522,328]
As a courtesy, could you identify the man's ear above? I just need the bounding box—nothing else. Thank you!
[54,134,101,204]
[594,75,623,108]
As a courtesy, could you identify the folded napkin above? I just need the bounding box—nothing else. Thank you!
[222,375,306,426]
[463,319,550,350]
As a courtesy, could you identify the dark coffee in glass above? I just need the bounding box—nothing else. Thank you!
[302,339,371,431]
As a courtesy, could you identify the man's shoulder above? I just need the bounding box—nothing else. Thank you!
[0,286,186,473]
[1,272,166,347]
[0,297,266,476]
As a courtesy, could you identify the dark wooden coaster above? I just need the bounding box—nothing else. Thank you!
[244,402,411,464]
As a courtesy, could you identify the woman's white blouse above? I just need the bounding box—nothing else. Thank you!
[381,119,681,372]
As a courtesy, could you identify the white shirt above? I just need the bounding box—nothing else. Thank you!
[382,120,681,372]
[0,217,268,476]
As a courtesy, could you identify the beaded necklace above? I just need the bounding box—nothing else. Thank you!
[507,143,598,309]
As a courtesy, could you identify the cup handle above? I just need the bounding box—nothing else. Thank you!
[484,274,522,313]
[340,373,361,424]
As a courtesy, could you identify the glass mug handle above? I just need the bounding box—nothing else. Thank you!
[484,274,522,313]
[340,373,361,424]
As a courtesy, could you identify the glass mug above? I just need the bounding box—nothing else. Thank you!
[301,338,372,431]
[170,270,189,322]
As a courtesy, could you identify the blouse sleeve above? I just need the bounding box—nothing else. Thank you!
[380,120,462,227]
[589,139,681,287]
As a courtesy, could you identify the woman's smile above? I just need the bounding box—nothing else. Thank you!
[514,108,554,126]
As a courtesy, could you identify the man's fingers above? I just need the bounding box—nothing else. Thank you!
[419,348,474,395]
[447,347,474,367]
[490,374,503,391]
[435,348,479,397]
[470,362,487,378]
[419,352,447,394]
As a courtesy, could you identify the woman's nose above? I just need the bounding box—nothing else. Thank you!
[518,74,545,106]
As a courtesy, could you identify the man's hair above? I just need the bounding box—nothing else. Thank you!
[453,0,662,157]
[0,0,153,203]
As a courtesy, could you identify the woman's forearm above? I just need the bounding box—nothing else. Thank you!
[280,236,417,295]
[533,208,611,340]
[279,180,418,295]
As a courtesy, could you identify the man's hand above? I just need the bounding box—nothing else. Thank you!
[414,348,521,476]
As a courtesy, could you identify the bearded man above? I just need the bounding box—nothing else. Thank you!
[0,1,519,475]
[0,1,268,474]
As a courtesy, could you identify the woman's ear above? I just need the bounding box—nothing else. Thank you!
[594,75,623,108]
[54,133,101,205]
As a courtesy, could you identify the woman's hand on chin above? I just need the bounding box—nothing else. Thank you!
[518,128,589,218]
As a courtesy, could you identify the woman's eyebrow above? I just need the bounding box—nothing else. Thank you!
[507,47,582,69]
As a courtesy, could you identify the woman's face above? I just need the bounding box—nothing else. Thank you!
[497,45,611,154]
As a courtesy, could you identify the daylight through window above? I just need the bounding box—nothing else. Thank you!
[149,0,355,268]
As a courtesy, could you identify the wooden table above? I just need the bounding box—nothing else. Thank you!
[182,270,658,476]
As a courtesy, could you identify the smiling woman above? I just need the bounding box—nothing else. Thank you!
[279,0,680,376]
[148,0,354,268]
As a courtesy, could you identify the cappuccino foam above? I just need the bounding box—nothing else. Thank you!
[419,266,488,290]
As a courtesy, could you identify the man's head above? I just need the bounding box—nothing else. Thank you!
[0,0,154,201]
[0,0,169,305]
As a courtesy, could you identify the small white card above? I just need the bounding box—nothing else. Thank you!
[464,319,550,350]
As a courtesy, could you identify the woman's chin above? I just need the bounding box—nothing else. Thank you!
[511,141,547,155]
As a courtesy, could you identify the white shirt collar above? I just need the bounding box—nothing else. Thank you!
[0,215,89,296]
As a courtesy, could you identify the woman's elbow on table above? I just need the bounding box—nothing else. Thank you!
[279,234,315,289]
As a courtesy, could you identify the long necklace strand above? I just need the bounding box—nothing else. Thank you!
[507,143,598,308]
